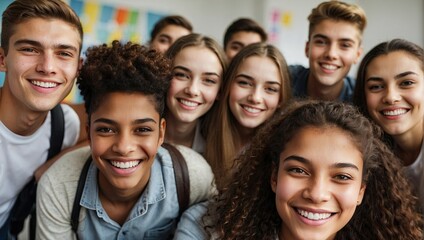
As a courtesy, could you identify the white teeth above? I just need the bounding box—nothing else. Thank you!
[321,64,337,70]
[297,209,332,220]
[110,160,140,169]
[31,80,57,88]
[179,99,199,107]
[243,105,261,113]
[382,109,407,116]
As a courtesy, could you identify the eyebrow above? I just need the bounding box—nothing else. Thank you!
[14,39,79,53]
[157,33,172,40]
[229,41,244,48]
[366,71,419,82]
[235,73,281,85]
[312,34,356,43]
[93,118,157,125]
[174,66,221,78]
[283,155,359,171]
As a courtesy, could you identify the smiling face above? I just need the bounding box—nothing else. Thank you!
[0,18,82,112]
[306,19,362,89]
[225,31,263,61]
[228,55,281,130]
[365,51,424,138]
[89,92,165,193]
[271,126,365,240]
[166,46,222,124]
[150,24,191,54]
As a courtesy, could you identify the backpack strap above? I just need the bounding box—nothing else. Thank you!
[47,104,65,159]
[10,104,65,240]
[162,143,190,218]
[71,156,92,239]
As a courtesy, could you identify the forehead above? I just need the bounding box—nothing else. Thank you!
[174,46,222,71]
[310,19,361,43]
[93,92,159,118]
[236,55,281,82]
[281,126,363,167]
[157,25,190,38]
[229,31,262,44]
[366,51,424,78]
[10,18,82,52]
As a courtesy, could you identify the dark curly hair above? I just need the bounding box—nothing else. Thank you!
[208,100,422,239]
[77,40,171,119]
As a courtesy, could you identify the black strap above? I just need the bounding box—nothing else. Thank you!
[70,144,190,236]
[71,157,92,239]
[10,104,65,239]
[47,104,65,159]
[162,143,190,218]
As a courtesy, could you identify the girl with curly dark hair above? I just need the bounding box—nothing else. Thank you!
[175,100,422,240]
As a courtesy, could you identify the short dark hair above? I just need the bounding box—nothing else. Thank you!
[1,0,83,54]
[78,41,172,119]
[150,15,193,41]
[223,18,267,50]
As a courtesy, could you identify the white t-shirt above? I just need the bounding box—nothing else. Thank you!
[0,104,80,226]
[404,140,424,213]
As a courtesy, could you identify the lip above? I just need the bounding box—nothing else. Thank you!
[29,79,60,93]
[293,206,336,226]
[319,62,340,73]
[240,104,264,116]
[177,98,202,110]
[379,107,409,120]
[106,157,144,175]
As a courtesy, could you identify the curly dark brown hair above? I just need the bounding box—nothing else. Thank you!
[208,100,422,239]
[77,40,171,119]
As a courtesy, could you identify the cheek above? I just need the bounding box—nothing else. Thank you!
[89,135,110,158]
[202,85,220,104]
[265,95,281,110]
[168,79,185,99]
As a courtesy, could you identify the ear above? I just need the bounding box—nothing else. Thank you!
[0,47,7,72]
[353,46,363,64]
[356,183,366,205]
[270,162,278,193]
[158,118,166,146]
[304,41,310,59]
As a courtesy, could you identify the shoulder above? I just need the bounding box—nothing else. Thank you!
[174,145,216,204]
[60,103,80,147]
[40,146,91,186]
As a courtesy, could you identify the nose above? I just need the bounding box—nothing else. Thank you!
[302,177,331,203]
[36,51,56,75]
[324,43,338,60]
[112,132,136,155]
[247,87,262,104]
[184,79,200,97]
[383,86,401,104]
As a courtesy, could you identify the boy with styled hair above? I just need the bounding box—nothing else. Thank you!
[290,0,367,102]
[223,18,268,61]
[0,0,83,237]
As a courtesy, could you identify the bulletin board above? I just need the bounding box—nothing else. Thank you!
[0,0,165,103]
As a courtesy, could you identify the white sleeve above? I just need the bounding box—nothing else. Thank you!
[175,145,217,205]
[61,103,80,148]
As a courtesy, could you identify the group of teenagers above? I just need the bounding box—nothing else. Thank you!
[0,0,423,239]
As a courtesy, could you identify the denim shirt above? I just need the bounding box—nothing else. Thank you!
[289,65,355,102]
[77,147,180,240]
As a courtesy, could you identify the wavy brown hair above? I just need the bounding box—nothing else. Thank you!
[208,100,422,239]
[204,42,291,190]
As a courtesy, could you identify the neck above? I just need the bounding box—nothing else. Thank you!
[165,113,198,148]
[0,86,48,136]
[306,74,344,101]
[235,122,255,151]
[392,129,424,166]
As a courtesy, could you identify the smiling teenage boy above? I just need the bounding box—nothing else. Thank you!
[0,0,83,237]
[290,1,367,102]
